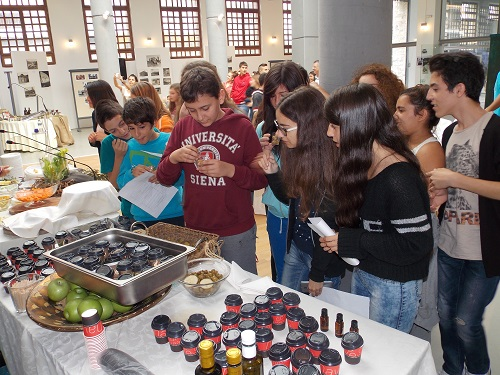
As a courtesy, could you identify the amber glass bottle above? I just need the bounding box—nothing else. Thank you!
[241,330,263,375]
[195,340,222,375]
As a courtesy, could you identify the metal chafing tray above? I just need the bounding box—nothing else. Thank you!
[44,228,196,305]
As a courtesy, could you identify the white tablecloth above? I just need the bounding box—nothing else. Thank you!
[0,118,58,152]
[0,266,437,375]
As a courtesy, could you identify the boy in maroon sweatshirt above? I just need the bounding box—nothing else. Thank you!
[156,66,267,274]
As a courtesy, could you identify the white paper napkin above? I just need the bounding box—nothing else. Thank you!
[226,261,275,295]
[4,181,120,238]
[307,217,360,266]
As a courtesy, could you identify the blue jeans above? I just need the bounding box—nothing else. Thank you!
[281,240,341,292]
[438,249,499,375]
[266,211,288,284]
[352,268,422,333]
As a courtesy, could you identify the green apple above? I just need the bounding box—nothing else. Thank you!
[85,294,100,300]
[77,297,103,318]
[68,281,81,290]
[98,298,114,320]
[111,301,133,313]
[66,289,88,302]
[63,299,82,323]
[47,278,71,302]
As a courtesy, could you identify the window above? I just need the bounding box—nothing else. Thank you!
[283,0,292,55]
[82,0,135,63]
[160,0,203,59]
[442,0,499,40]
[226,0,261,56]
[0,0,55,68]
[392,0,415,85]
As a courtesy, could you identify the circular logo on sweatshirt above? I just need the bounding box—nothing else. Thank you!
[195,145,220,170]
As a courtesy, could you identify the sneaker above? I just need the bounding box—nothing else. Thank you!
[465,370,491,375]
[438,369,466,375]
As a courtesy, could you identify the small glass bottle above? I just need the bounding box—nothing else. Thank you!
[334,313,344,338]
[350,319,359,333]
[226,347,243,375]
[195,339,223,375]
[241,330,263,375]
[320,308,329,332]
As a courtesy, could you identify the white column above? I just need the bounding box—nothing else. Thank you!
[90,0,121,99]
[291,0,319,73]
[205,0,228,82]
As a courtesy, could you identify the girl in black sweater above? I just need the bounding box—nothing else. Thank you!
[322,83,433,333]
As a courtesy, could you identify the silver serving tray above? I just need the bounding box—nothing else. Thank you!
[44,228,196,305]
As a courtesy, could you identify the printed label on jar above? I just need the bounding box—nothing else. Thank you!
[256,340,272,352]
[190,327,203,335]
[257,308,269,313]
[257,323,273,330]
[168,337,182,346]
[83,322,104,338]
[183,347,197,356]
[271,359,291,368]
[287,320,300,330]
[222,323,238,332]
[345,347,362,358]
[226,305,241,314]
[272,315,286,325]
[153,329,166,338]
[320,364,340,375]
[289,344,306,353]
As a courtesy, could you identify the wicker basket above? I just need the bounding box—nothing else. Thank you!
[132,222,222,261]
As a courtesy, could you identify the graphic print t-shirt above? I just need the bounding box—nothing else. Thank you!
[439,112,493,260]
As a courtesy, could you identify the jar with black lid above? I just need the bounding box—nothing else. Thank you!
[298,316,319,338]
[124,241,138,254]
[283,292,301,310]
[291,348,313,375]
[26,246,39,259]
[266,287,284,304]
[202,321,223,351]
[88,248,105,263]
[147,248,164,267]
[14,255,28,269]
[0,265,15,274]
[18,264,34,275]
[224,294,243,313]
[130,251,147,262]
[70,228,82,241]
[41,268,55,277]
[94,240,110,258]
[286,330,307,353]
[240,303,257,321]
[135,243,150,253]
[96,265,114,279]
[238,319,257,332]
[132,259,147,275]
[287,307,306,331]
[307,332,329,364]
[255,312,273,330]
[268,342,291,368]
[59,253,75,262]
[69,256,85,267]
[187,313,207,335]
[222,328,241,350]
[7,247,21,261]
[22,240,36,251]
[11,250,26,262]
[255,328,274,358]
[220,311,240,332]
[166,321,186,352]
[1,271,16,293]
[269,303,287,331]
[88,224,99,234]
[109,241,124,252]
[254,295,271,313]
[32,249,44,261]
[34,259,50,274]
[82,256,100,271]
[116,259,133,276]
[55,231,68,246]
[78,244,94,257]
[107,247,127,263]
[180,330,201,362]
[79,230,92,239]
[19,258,35,269]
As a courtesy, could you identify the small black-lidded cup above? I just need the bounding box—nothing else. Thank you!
[32,249,45,261]
[269,342,291,368]
[266,287,284,304]
[18,265,35,275]
[22,240,36,251]
[151,314,171,344]
[188,313,207,335]
[124,241,138,254]
[291,348,313,375]
[255,327,273,358]
[269,303,287,331]
[318,348,342,375]
[69,256,85,267]
[282,292,301,310]
[130,251,147,262]
[34,259,50,274]
[214,350,228,374]
[269,365,292,375]
[41,267,55,277]
[147,248,165,267]
[55,231,68,246]
[79,230,92,239]
[298,316,319,338]
[224,294,243,313]
[286,330,307,353]
[166,321,186,352]
[254,295,271,313]
[255,311,273,330]
[69,228,82,242]
[109,241,124,252]
[181,330,201,362]
[94,240,110,259]
[307,332,330,364]
[95,265,114,279]
[107,247,127,263]
[222,328,241,350]
[287,307,306,331]
[238,319,256,332]
[82,256,100,271]
[7,247,21,261]
[240,303,257,321]
[297,364,320,375]
[1,271,16,293]
[19,258,35,269]
[341,331,364,365]
[88,248,105,264]
[202,321,223,351]
[220,311,240,332]
[77,244,93,257]
[116,259,133,276]
[135,243,150,253]
[131,259,147,275]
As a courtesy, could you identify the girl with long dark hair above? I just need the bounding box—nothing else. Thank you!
[259,86,345,295]
[322,83,433,332]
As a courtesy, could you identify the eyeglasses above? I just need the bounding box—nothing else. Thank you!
[274,120,297,136]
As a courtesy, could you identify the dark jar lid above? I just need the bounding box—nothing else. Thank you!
[14,255,28,266]
[269,303,287,316]
[214,350,228,367]
[240,303,257,318]
[109,241,124,251]
[222,328,241,347]
[341,332,364,350]
[77,244,94,256]
[291,348,312,368]
[307,332,330,351]
[116,259,133,272]
[88,248,104,258]
[124,241,139,253]
[1,271,15,283]
[11,250,26,260]
[55,230,68,239]
[147,247,164,260]
[135,243,150,253]
[22,240,36,250]
[297,364,320,375]
[32,249,45,260]
[167,321,187,338]
[224,294,243,306]
[220,311,240,326]
[282,292,301,307]
[35,259,49,270]
[151,314,171,330]
[203,321,222,337]
[26,246,39,256]
[266,287,284,301]
[287,307,306,321]
[7,247,21,257]
[130,251,147,262]
[254,295,270,310]
[180,330,201,349]
[79,230,92,239]
[70,228,82,238]
[0,265,14,274]
[255,312,273,326]
[268,342,291,362]
[41,268,55,277]
[118,274,133,280]
[59,253,75,262]
[269,365,292,375]
[82,256,100,270]
[286,330,307,347]
[0,259,7,268]
[318,348,342,367]
[88,224,99,234]
[95,265,114,278]
[19,258,35,268]
[18,265,34,275]
[108,248,127,262]
[94,240,109,249]
[238,319,256,332]
[132,259,147,273]
[298,316,319,333]
[69,256,85,267]
[255,327,274,343]
[188,313,207,328]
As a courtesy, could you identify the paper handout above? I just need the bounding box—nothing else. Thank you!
[307,217,360,266]
[118,171,178,218]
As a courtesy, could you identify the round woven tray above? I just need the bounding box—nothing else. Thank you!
[26,273,171,332]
